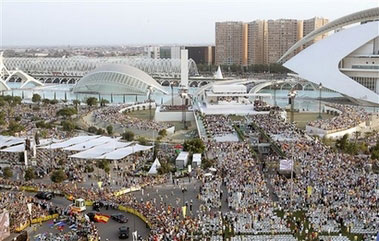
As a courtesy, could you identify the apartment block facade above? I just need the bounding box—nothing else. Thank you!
[216,17,328,66]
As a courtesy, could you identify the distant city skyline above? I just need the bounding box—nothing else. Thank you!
[1,0,377,47]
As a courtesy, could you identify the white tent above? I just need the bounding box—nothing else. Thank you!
[96,144,153,160]
[1,144,25,153]
[0,136,24,148]
[63,136,117,151]
[69,141,131,159]
[148,158,161,175]
[214,66,223,79]
[39,135,100,149]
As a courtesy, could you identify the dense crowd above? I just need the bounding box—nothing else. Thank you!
[92,104,170,131]
[307,104,372,131]
[250,113,378,235]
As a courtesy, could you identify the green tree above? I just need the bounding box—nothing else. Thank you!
[183,138,205,153]
[96,128,105,135]
[100,98,109,107]
[42,99,50,105]
[57,107,77,119]
[32,93,41,104]
[88,126,98,134]
[371,149,379,160]
[24,167,36,181]
[122,131,135,141]
[61,120,75,132]
[137,136,148,145]
[73,99,80,107]
[86,97,98,107]
[157,161,173,174]
[336,134,349,151]
[50,169,67,183]
[158,129,167,138]
[106,125,113,135]
[2,167,13,179]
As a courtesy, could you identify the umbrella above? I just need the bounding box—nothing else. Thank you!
[204,173,212,177]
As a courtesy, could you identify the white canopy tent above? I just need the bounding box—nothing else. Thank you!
[69,141,132,159]
[39,135,100,149]
[96,144,153,160]
[0,136,24,148]
[63,136,118,151]
[148,158,161,175]
[1,144,25,153]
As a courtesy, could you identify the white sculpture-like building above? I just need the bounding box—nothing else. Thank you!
[73,64,167,95]
[0,52,44,91]
[282,8,379,106]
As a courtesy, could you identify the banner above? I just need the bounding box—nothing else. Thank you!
[27,203,33,216]
[279,159,293,171]
[97,182,102,189]
[182,206,186,218]
[132,231,138,241]
[307,186,313,198]
[117,205,151,228]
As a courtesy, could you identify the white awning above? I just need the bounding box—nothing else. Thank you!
[63,136,118,151]
[0,136,24,148]
[39,135,100,149]
[96,144,153,160]
[1,144,25,153]
[69,141,132,159]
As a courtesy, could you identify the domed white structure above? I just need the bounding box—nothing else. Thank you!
[73,64,168,95]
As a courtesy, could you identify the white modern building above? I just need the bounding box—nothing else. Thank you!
[282,7,379,106]
[72,64,168,95]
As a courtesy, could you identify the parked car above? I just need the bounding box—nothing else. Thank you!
[35,192,53,200]
[118,226,129,239]
[111,213,128,223]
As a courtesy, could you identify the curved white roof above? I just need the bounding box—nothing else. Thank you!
[73,64,168,95]
[3,56,199,77]
[279,7,379,63]
[284,21,379,105]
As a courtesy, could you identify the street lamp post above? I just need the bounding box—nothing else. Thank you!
[318,83,323,119]
[148,86,153,121]
[288,90,297,123]
[170,82,174,106]
[180,90,189,130]
[274,83,279,107]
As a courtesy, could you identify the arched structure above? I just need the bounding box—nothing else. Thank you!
[3,56,199,78]
[73,64,168,95]
[278,7,379,63]
[6,70,44,88]
[284,21,379,105]
[0,52,44,89]
[0,79,10,91]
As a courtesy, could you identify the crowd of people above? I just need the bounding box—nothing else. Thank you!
[250,113,378,236]
[307,104,372,131]
[92,104,170,131]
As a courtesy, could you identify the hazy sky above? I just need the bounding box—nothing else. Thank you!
[1,0,377,46]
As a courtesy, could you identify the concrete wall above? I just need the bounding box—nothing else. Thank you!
[155,107,195,122]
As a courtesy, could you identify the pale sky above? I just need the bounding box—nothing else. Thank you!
[1,0,378,47]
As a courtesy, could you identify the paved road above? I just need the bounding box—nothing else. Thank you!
[22,193,150,241]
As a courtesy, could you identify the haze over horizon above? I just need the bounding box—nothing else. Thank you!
[1,0,378,47]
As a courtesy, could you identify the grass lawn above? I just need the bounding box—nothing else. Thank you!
[288,112,334,129]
